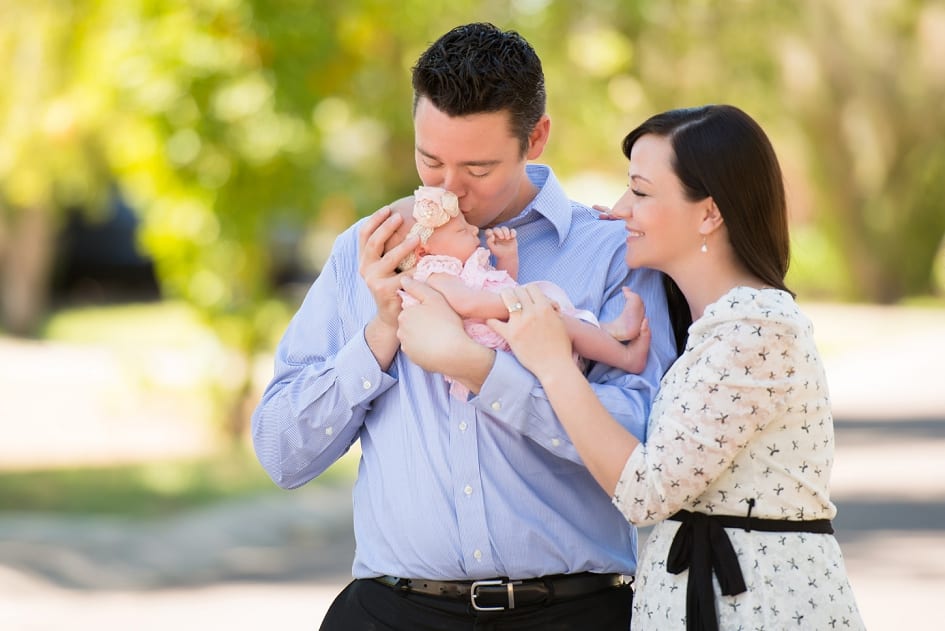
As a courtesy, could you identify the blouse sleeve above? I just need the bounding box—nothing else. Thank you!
[613,313,802,524]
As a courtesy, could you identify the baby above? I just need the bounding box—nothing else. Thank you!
[388,186,650,399]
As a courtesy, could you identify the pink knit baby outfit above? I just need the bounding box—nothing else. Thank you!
[402,247,598,400]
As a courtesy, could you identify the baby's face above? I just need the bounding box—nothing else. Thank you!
[423,212,480,261]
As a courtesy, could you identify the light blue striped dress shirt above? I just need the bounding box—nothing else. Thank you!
[252,164,676,581]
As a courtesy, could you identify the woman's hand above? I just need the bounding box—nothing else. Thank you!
[488,284,574,382]
[398,277,494,385]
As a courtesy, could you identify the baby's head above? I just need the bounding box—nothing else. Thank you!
[386,187,480,271]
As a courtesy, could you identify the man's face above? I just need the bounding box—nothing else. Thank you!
[413,97,543,229]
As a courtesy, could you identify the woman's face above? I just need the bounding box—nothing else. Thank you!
[609,134,705,274]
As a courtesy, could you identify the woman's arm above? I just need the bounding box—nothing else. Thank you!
[489,284,640,494]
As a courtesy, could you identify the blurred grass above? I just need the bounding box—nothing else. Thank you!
[0,299,356,518]
[0,446,359,518]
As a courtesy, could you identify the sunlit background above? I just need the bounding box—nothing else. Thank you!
[1,1,943,629]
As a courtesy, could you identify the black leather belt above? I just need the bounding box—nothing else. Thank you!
[374,572,626,611]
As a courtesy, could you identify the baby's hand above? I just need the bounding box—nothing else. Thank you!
[485,227,518,257]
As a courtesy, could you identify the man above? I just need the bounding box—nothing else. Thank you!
[252,22,676,630]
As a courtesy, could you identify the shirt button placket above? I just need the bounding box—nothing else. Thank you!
[450,399,493,573]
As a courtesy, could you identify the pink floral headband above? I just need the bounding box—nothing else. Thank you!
[399,186,460,271]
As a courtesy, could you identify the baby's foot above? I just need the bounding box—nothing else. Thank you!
[620,317,650,374]
[605,287,646,341]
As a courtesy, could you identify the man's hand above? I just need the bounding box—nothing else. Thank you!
[592,203,620,221]
[398,277,495,394]
[358,206,418,368]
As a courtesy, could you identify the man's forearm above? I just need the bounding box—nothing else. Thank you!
[447,342,496,395]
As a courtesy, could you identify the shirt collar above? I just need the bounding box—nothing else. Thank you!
[504,164,572,245]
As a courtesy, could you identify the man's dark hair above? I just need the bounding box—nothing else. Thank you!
[412,22,546,155]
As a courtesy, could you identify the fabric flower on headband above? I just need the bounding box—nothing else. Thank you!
[399,186,460,271]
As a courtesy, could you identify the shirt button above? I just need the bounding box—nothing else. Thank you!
[325,427,334,436]
[473,549,483,560]
[491,401,501,411]
[362,380,372,390]
[551,438,561,447]
[459,421,468,431]
[464,485,473,496]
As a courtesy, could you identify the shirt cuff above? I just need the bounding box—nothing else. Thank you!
[474,350,535,430]
[335,327,396,406]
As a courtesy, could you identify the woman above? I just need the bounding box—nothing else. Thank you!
[481,105,865,630]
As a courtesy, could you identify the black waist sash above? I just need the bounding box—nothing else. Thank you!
[666,507,834,631]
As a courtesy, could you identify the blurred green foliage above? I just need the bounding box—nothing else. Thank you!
[0,448,275,517]
[0,446,358,517]
[2,0,944,434]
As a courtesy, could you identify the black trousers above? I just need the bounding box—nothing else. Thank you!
[319,577,633,631]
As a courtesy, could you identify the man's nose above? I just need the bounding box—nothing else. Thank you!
[441,170,465,195]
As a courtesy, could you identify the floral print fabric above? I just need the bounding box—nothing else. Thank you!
[615,287,864,630]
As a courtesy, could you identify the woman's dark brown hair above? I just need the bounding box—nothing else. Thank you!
[622,105,792,353]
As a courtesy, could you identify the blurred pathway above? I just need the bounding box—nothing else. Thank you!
[1,302,944,630]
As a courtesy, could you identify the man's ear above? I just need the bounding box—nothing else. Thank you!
[698,198,724,236]
[525,114,551,161]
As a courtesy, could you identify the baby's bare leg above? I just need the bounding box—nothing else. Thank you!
[565,315,651,375]
[602,287,645,342]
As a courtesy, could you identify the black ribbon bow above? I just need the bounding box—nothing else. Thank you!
[666,510,748,631]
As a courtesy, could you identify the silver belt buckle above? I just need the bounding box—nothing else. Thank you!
[470,578,517,611]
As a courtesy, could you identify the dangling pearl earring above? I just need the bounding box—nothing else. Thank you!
[700,236,708,253]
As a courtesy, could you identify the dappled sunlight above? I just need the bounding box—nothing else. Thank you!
[567,27,633,77]
[919,4,945,80]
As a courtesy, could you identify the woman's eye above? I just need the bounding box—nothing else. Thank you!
[631,189,646,197]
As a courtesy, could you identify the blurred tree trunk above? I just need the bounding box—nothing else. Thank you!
[0,206,55,336]
[796,0,945,302]
[225,377,256,444]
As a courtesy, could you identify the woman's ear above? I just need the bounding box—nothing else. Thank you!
[698,198,724,236]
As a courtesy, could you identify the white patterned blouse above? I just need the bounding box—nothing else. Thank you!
[615,286,864,631]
